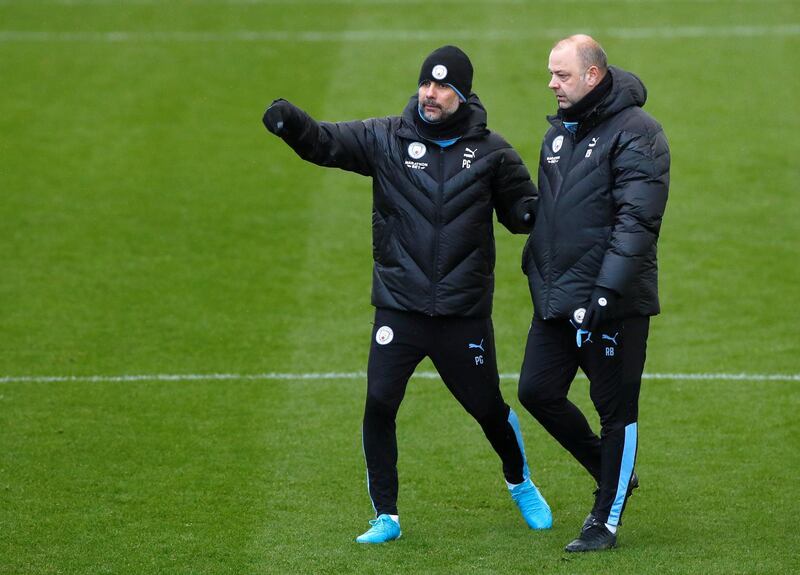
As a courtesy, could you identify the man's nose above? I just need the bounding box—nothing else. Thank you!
[424,84,437,99]
[548,76,558,89]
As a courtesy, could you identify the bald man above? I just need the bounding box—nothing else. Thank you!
[517,35,670,552]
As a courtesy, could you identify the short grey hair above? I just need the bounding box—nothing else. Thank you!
[577,40,607,72]
[555,35,608,72]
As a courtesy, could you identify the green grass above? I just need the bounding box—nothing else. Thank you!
[1,1,799,573]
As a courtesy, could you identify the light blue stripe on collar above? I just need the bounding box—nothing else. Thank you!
[563,121,578,134]
[433,137,459,147]
[416,107,460,147]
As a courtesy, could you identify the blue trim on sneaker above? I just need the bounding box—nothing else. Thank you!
[607,422,638,526]
[507,408,530,482]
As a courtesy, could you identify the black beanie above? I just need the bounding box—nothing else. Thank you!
[418,45,473,102]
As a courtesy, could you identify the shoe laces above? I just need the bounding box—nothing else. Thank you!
[369,515,394,530]
[511,482,546,510]
[511,481,532,498]
[582,520,613,542]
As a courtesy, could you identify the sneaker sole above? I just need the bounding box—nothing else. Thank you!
[355,533,402,544]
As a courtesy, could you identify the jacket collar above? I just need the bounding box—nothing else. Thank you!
[546,66,648,138]
[397,93,489,142]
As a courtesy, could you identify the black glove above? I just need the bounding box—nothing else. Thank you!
[580,286,619,332]
[516,198,536,225]
[262,99,291,136]
[523,201,536,224]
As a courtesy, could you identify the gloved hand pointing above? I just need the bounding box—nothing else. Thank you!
[262,99,290,136]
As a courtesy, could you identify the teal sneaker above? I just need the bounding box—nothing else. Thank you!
[510,479,553,530]
[355,514,402,544]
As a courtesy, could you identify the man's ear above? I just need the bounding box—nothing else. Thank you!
[586,65,602,87]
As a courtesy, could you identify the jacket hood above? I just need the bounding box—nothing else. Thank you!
[547,66,648,129]
[600,66,648,117]
[398,93,489,140]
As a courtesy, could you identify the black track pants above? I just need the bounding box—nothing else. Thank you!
[363,308,527,516]
[517,316,649,526]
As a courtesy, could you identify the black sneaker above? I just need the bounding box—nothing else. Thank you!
[628,471,639,497]
[564,516,617,552]
[587,472,639,529]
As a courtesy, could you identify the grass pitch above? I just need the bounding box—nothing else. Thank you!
[1,1,799,573]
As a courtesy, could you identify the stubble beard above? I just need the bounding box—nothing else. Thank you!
[420,99,457,123]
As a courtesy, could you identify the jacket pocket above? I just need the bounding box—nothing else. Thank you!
[375,216,397,263]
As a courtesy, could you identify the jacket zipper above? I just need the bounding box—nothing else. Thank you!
[545,128,579,320]
[430,146,445,315]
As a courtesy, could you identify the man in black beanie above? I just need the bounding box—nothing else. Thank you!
[262,45,552,544]
[517,35,670,552]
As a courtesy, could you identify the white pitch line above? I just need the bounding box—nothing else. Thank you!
[0,0,788,5]
[0,25,798,43]
[0,371,798,384]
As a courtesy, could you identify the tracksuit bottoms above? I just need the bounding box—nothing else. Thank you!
[363,308,528,516]
[517,316,649,526]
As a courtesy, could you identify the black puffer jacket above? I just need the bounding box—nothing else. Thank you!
[523,66,670,320]
[273,94,536,317]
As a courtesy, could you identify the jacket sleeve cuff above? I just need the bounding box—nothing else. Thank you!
[595,252,637,295]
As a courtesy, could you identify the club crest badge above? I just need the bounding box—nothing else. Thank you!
[432,65,448,80]
[408,142,427,160]
[552,135,564,153]
[376,326,394,345]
